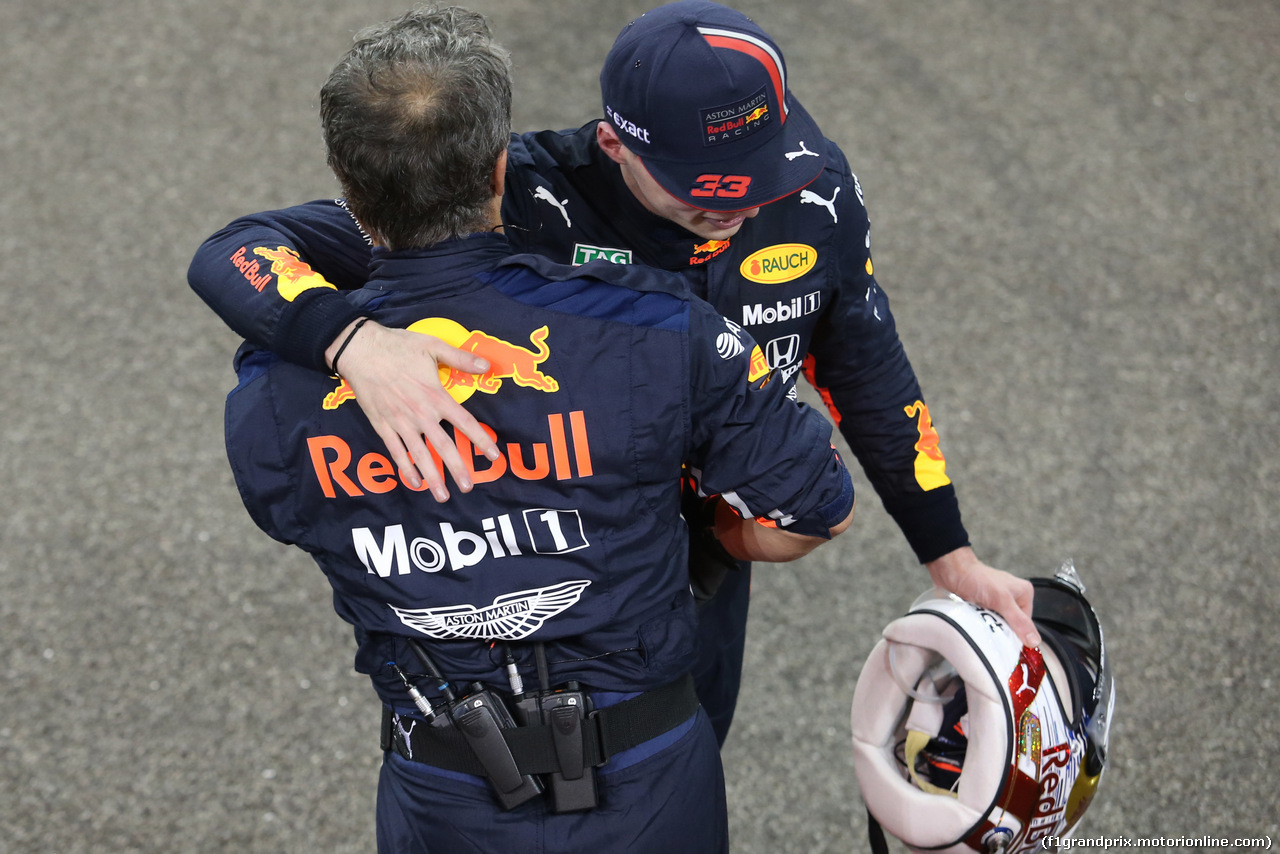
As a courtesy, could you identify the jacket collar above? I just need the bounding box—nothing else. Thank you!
[366,232,512,298]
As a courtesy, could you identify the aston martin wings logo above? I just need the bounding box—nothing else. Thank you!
[390,580,591,640]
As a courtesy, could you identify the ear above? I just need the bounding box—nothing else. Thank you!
[596,121,628,165]
[490,148,508,197]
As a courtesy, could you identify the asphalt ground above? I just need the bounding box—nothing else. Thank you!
[2,0,1277,851]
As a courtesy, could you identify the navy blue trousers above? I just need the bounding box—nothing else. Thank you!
[691,564,752,746]
[375,708,727,853]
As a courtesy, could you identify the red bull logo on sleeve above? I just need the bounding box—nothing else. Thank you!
[229,246,271,292]
[904,400,951,490]
[407,319,559,404]
[240,245,338,302]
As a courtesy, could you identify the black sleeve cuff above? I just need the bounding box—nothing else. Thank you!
[272,288,367,372]
[882,485,970,564]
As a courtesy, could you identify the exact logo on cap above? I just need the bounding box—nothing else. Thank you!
[605,106,650,144]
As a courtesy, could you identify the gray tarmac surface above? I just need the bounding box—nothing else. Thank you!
[2,0,1277,851]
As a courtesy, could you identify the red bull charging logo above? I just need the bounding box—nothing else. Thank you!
[409,319,559,404]
[321,320,559,410]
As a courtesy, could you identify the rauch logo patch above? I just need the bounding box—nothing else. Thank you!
[740,243,817,284]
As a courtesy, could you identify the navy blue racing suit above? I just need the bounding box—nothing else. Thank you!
[222,233,852,851]
[191,123,967,744]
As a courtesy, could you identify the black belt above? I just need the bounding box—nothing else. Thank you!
[380,673,698,777]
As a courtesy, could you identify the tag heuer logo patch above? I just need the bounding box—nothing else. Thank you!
[573,243,633,266]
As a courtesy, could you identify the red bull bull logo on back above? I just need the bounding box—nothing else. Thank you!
[407,319,559,404]
[324,378,356,410]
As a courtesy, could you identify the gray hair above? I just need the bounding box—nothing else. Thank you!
[320,6,512,249]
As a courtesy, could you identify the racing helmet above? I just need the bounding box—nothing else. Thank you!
[849,561,1114,853]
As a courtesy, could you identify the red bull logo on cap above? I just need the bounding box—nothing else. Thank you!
[408,318,559,404]
[700,85,774,147]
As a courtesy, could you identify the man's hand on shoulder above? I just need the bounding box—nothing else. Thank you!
[925,546,1041,648]
[325,319,499,501]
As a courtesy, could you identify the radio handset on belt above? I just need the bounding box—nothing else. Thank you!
[512,643,598,812]
[406,638,544,809]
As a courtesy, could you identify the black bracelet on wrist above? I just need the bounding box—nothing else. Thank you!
[329,316,371,377]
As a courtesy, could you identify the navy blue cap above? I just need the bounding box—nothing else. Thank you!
[600,0,826,212]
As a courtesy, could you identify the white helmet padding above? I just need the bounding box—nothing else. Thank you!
[851,594,1025,851]
[850,572,1105,854]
